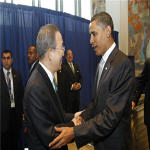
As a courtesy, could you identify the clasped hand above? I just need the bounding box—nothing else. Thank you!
[49,113,84,149]
[72,82,81,90]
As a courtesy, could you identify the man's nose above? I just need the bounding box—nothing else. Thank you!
[90,37,93,44]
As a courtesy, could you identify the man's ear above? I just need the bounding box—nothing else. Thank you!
[36,55,39,60]
[106,25,112,38]
[48,48,53,61]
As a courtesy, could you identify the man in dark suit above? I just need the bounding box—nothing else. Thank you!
[132,58,150,148]
[49,12,135,150]
[60,49,82,113]
[0,50,24,150]
[23,24,76,150]
[27,45,39,76]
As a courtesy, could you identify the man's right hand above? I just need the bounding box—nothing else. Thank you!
[72,82,78,90]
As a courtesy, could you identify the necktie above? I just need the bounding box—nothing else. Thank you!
[70,63,75,74]
[7,71,11,93]
[6,71,15,108]
[52,78,58,92]
[97,58,105,89]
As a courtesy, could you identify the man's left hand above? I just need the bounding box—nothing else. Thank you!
[49,127,74,149]
[72,116,83,126]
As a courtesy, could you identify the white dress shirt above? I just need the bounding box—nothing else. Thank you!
[39,62,56,91]
[97,42,116,88]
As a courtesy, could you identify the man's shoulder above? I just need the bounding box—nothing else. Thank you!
[109,49,132,73]
[11,68,20,74]
[27,65,48,89]
[11,68,22,78]
[62,63,69,70]
[145,58,150,64]
[109,47,129,65]
[28,67,41,84]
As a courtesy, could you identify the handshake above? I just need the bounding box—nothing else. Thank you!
[72,110,84,126]
[49,110,85,149]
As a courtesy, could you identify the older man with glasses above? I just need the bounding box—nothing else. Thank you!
[23,24,82,150]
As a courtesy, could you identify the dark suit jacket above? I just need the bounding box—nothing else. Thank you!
[60,62,82,113]
[28,60,39,79]
[57,69,66,108]
[23,64,74,150]
[0,68,24,133]
[133,58,150,126]
[74,47,135,150]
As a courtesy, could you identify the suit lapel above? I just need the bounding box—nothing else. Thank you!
[97,46,119,95]
[93,64,100,98]
[37,64,64,122]
[66,63,75,76]
[1,69,10,96]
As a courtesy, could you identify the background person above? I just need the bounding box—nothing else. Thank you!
[1,50,24,150]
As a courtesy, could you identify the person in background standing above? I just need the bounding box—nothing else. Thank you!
[61,49,82,113]
[132,58,150,149]
[1,50,24,150]
[27,45,39,76]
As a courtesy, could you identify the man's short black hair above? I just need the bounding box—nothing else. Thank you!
[1,49,12,58]
[1,49,13,58]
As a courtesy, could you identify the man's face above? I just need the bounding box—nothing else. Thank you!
[28,46,38,65]
[1,53,13,70]
[89,21,107,56]
[50,31,64,71]
[65,50,73,63]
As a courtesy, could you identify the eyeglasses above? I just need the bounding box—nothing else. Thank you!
[52,46,65,52]
[2,56,11,60]
[61,46,65,52]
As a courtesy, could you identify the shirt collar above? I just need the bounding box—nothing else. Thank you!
[67,61,73,65]
[39,61,54,83]
[31,60,37,70]
[102,42,116,63]
[3,67,12,76]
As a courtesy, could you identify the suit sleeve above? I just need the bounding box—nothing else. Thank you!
[80,99,97,121]
[25,84,72,147]
[64,113,74,122]
[74,59,135,148]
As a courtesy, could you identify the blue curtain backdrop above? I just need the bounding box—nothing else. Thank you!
[0,2,118,109]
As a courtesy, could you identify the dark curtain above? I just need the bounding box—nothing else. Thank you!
[0,2,118,109]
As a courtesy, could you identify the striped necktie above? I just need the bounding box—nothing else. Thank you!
[70,63,75,74]
[97,58,105,89]
[52,78,58,92]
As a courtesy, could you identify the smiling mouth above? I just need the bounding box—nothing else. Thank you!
[93,46,97,50]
